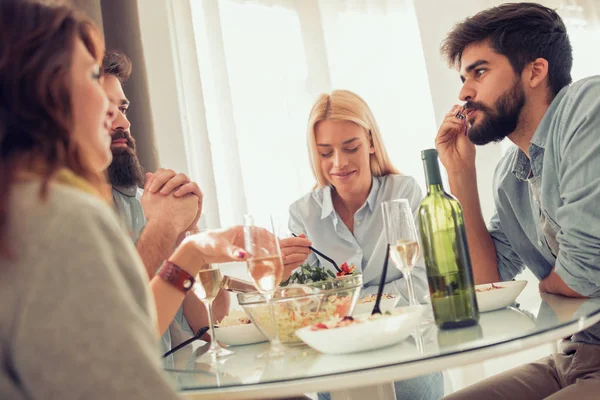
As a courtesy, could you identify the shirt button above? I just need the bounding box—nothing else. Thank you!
[537,240,543,247]
[356,249,362,254]
[356,221,362,226]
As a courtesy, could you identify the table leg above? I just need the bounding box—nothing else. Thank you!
[330,382,396,400]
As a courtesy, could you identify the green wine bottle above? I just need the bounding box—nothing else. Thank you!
[417,149,479,329]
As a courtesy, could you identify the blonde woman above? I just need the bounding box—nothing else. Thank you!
[282,90,429,299]
[280,90,443,400]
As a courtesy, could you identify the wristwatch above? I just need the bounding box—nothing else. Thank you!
[156,261,195,293]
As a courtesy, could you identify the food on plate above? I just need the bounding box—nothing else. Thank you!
[336,262,357,277]
[309,313,391,331]
[281,262,358,286]
[245,295,353,342]
[281,263,333,286]
[241,273,362,343]
[476,283,505,292]
[357,293,397,304]
[217,310,252,327]
[311,315,357,330]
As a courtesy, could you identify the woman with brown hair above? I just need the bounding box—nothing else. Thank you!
[0,1,249,398]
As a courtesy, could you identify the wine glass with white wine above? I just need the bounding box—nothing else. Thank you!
[244,214,285,358]
[193,265,233,362]
[382,199,421,307]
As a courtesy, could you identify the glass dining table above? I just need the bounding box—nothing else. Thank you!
[165,289,600,400]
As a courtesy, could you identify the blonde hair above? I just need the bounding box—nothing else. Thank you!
[307,89,400,187]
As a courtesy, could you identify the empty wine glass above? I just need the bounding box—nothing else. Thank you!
[382,199,421,307]
[244,214,285,358]
[193,265,234,362]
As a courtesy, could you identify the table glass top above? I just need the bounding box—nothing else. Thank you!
[165,291,600,393]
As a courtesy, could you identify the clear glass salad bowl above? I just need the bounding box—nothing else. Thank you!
[237,274,363,344]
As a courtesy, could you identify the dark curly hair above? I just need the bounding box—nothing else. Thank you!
[441,2,573,98]
[102,51,133,83]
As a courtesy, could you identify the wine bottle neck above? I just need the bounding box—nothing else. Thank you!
[421,149,444,188]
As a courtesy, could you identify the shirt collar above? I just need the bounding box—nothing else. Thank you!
[511,149,532,182]
[510,144,546,182]
[530,84,568,150]
[511,84,569,182]
[365,176,381,212]
[319,176,381,219]
[320,186,334,220]
[112,185,139,197]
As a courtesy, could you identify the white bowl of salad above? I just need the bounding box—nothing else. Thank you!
[238,273,363,344]
[352,294,400,316]
[295,306,424,355]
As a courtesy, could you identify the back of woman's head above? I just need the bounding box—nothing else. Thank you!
[0,0,104,256]
[306,89,399,187]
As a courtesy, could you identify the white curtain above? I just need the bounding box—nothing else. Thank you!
[188,0,436,228]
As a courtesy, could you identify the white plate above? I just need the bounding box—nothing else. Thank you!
[475,280,527,312]
[352,296,400,316]
[296,306,424,355]
[210,323,268,346]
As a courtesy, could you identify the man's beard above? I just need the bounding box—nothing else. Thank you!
[466,79,526,146]
[107,129,145,188]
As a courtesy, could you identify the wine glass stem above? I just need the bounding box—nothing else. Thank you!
[204,300,219,353]
[405,269,420,306]
[414,326,425,354]
[266,296,283,349]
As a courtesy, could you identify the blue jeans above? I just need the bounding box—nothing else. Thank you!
[318,372,444,400]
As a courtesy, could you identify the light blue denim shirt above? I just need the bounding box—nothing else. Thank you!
[288,174,429,304]
[112,186,193,366]
[489,76,600,345]
[112,186,146,243]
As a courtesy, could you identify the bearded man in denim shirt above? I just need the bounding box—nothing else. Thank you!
[436,3,600,399]
[101,51,228,364]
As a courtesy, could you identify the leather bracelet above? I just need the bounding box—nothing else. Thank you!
[156,261,195,293]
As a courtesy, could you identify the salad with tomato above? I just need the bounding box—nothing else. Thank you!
[281,262,359,286]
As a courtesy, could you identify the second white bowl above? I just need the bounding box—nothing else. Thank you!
[475,280,528,312]
[296,306,424,355]
[211,323,268,346]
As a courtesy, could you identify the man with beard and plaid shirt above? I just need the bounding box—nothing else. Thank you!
[101,51,229,364]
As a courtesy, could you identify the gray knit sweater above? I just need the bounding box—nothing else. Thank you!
[0,181,181,399]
